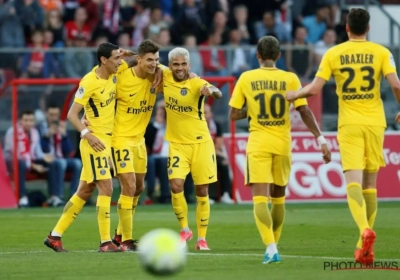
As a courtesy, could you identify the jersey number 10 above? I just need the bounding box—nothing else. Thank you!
[255,93,285,119]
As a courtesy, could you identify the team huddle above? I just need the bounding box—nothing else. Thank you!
[43,8,400,265]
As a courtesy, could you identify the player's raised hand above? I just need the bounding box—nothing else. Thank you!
[286,91,298,102]
[321,144,331,164]
[395,112,400,123]
[153,67,163,88]
[200,85,212,97]
[83,133,106,152]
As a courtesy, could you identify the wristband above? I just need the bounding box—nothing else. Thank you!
[81,128,90,138]
[317,135,327,145]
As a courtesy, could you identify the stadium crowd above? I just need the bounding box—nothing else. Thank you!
[1,0,376,207]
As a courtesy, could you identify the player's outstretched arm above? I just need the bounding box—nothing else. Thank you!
[385,73,400,104]
[229,107,247,121]
[120,49,138,68]
[286,77,327,101]
[296,105,331,163]
[67,103,105,152]
[200,85,222,99]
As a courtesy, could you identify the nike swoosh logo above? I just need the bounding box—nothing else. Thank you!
[100,89,105,94]
[175,212,183,216]
[129,93,137,97]
[105,212,110,215]
[208,175,214,179]
[201,219,208,222]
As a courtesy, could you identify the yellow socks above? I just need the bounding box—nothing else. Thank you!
[347,183,370,236]
[356,189,377,248]
[97,195,111,243]
[171,192,188,229]
[117,195,133,242]
[116,195,140,236]
[52,194,86,236]
[253,196,275,246]
[196,196,210,240]
[271,196,286,244]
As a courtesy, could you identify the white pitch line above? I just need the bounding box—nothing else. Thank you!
[0,250,397,262]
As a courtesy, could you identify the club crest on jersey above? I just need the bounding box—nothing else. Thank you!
[150,87,156,94]
[168,169,173,175]
[75,86,84,99]
[120,162,126,168]
[113,76,117,84]
[100,169,106,175]
[180,88,188,96]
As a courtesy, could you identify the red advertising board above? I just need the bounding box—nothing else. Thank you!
[224,132,400,203]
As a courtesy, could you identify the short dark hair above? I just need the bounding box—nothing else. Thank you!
[257,36,280,61]
[97,42,119,65]
[347,8,370,35]
[138,39,161,56]
[19,110,34,119]
[46,102,59,111]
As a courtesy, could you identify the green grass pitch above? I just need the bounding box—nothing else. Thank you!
[0,202,399,279]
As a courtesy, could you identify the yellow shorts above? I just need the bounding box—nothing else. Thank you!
[111,137,147,175]
[80,134,112,183]
[168,140,217,185]
[245,152,291,186]
[337,125,385,172]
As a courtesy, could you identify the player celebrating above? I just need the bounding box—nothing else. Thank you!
[44,43,137,252]
[286,8,400,265]
[229,36,331,264]
[164,47,221,250]
[110,39,163,251]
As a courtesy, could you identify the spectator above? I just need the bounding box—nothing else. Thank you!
[200,28,227,77]
[80,0,99,31]
[4,110,64,207]
[229,29,249,78]
[0,0,25,48]
[45,9,65,47]
[229,4,256,44]
[38,0,62,11]
[204,104,234,204]
[117,32,131,48]
[156,28,171,65]
[0,0,25,70]
[120,0,135,34]
[145,5,169,41]
[20,29,57,78]
[183,34,203,77]
[131,0,151,46]
[64,6,91,46]
[101,0,119,43]
[314,28,336,65]
[274,0,293,34]
[210,10,229,44]
[302,0,338,28]
[64,35,94,77]
[301,5,330,44]
[15,0,44,40]
[172,0,207,45]
[254,11,291,43]
[335,9,349,44]
[144,100,170,204]
[37,103,82,200]
[286,25,313,82]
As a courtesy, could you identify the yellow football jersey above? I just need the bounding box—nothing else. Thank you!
[163,70,212,144]
[229,68,307,155]
[73,61,128,135]
[113,67,162,139]
[316,39,397,128]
